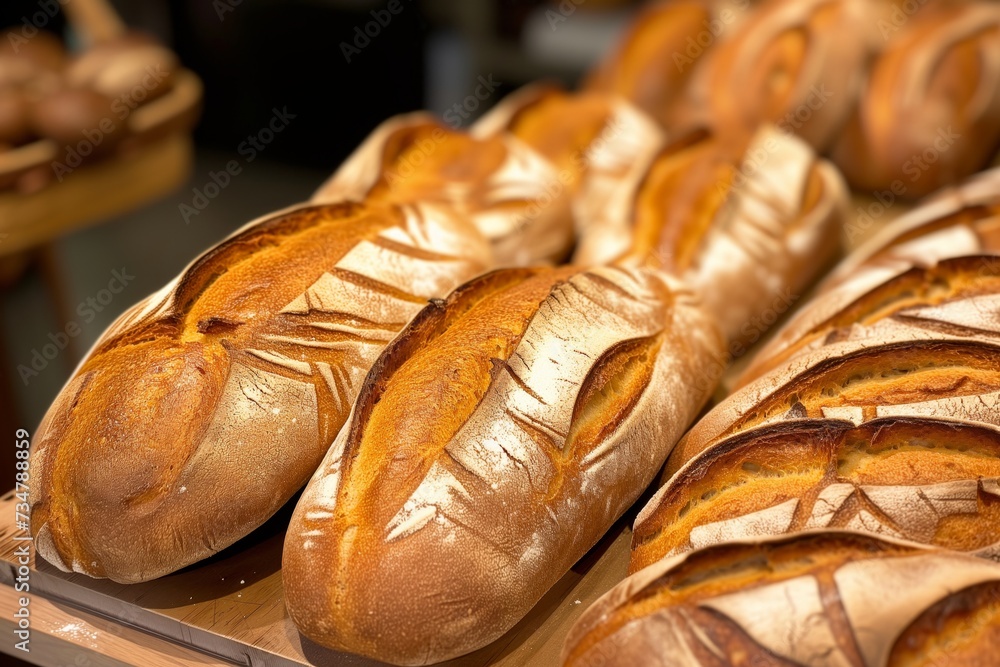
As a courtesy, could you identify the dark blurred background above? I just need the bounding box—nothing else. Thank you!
[0,0,636,457]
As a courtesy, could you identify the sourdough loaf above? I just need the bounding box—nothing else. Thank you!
[664,257,1000,475]
[283,264,724,665]
[28,201,492,583]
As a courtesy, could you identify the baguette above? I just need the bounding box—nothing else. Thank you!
[311,113,574,266]
[573,124,848,351]
[283,264,724,665]
[28,201,492,583]
[831,1,1000,198]
[564,531,1000,667]
[674,0,881,152]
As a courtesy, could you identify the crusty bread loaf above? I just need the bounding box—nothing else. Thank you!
[574,124,848,351]
[831,1,1000,198]
[636,415,1000,572]
[311,112,575,266]
[740,168,1000,386]
[283,264,724,665]
[583,0,742,128]
[564,531,1000,667]
[473,85,666,244]
[675,0,880,152]
[664,256,1000,473]
[28,201,492,583]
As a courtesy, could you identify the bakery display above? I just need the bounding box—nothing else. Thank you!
[283,265,724,664]
[18,0,1000,663]
[573,124,848,349]
[28,201,492,583]
[563,531,1000,667]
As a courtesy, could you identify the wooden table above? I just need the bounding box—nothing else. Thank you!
[0,491,633,666]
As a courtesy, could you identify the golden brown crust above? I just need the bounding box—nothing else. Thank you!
[831,1,1000,198]
[675,0,881,152]
[574,125,847,350]
[473,85,667,244]
[738,255,1000,388]
[636,416,1000,573]
[28,201,492,583]
[283,265,724,665]
[311,113,574,266]
[563,531,1000,667]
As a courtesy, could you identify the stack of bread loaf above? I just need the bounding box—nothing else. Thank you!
[26,0,1000,665]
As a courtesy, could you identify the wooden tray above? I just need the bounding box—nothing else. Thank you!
[0,491,633,666]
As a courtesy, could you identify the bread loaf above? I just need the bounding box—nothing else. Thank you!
[740,168,1000,385]
[636,414,1000,572]
[311,113,575,266]
[664,255,1000,473]
[574,124,848,351]
[473,85,666,244]
[564,531,1000,666]
[28,201,492,583]
[283,264,724,665]
[675,0,880,152]
[584,0,742,128]
[831,1,1000,198]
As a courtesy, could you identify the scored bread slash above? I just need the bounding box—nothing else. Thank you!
[563,530,1000,667]
[282,264,725,666]
[572,124,848,352]
[311,112,575,267]
[27,200,492,584]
